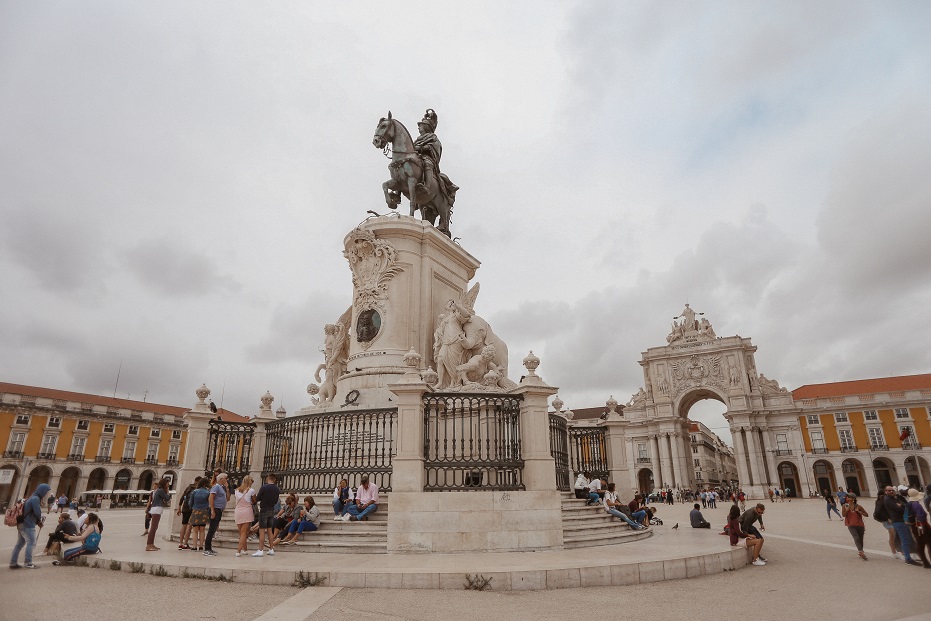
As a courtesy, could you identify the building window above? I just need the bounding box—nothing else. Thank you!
[894,408,910,419]
[834,412,848,423]
[77,419,89,430]
[637,443,647,459]
[7,432,26,453]
[692,445,698,454]
[868,427,885,449]
[172,430,182,440]
[168,444,180,461]
[15,414,30,425]
[901,426,919,449]
[128,425,139,436]
[695,472,702,481]
[776,433,789,452]
[40,434,58,455]
[864,410,878,421]
[694,458,700,467]
[123,441,136,460]
[838,429,855,451]
[810,431,825,450]
[48,416,61,428]
[98,438,112,458]
[70,436,86,456]
[150,428,161,438]
[807,415,819,426]
[147,443,159,459]
[102,423,115,433]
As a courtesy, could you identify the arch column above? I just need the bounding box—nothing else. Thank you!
[760,428,778,486]
[658,433,673,488]
[669,432,684,488]
[625,438,637,493]
[743,427,763,488]
[651,434,664,487]
[732,427,751,488]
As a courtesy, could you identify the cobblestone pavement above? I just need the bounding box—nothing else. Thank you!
[2,498,928,621]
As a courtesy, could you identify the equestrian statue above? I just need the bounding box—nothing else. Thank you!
[372,109,459,237]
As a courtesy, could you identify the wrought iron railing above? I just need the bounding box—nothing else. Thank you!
[568,426,608,481]
[206,418,256,488]
[775,449,793,456]
[3,450,23,458]
[66,453,85,461]
[840,447,858,453]
[121,457,135,464]
[870,443,888,451]
[636,457,652,465]
[166,458,179,467]
[811,448,829,454]
[263,408,396,493]
[423,393,524,492]
[94,455,110,463]
[548,413,571,491]
[144,457,159,465]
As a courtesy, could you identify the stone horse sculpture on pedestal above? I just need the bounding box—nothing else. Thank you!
[372,111,457,237]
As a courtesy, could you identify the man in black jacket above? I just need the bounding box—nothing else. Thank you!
[884,485,918,565]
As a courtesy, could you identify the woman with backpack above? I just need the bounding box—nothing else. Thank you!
[906,488,931,568]
[54,513,101,565]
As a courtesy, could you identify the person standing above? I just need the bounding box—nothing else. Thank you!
[824,489,842,520]
[203,473,229,556]
[176,476,201,550]
[842,494,869,560]
[252,473,281,557]
[836,487,848,506]
[883,485,918,565]
[233,475,256,557]
[145,478,171,551]
[188,478,211,551]
[10,483,50,569]
[873,489,901,558]
[906,488,931,568]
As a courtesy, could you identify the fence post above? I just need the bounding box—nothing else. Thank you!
[512,353,559,491]
[386,363,429,493]
[166,384,215,542]
[251,391,276,481]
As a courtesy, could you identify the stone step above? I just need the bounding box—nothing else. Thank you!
[562,528,651,549]
[562,520,636,534]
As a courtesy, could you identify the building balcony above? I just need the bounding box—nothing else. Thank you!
[810,448,829,455]
[121,457,136,464]
[775,449,793,456]
[635,457,652,464]
[36,452,57,460]
[94,455,111,463]
[166,458,179,467]
[840,447,858,453]
[3,450,24,459]
[870,444,888,452]
[66,454,85,461]
[902,442,922,451]
[144,457,159,465]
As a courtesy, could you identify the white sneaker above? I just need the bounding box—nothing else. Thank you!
[235,552,241,557]
[752,559,766,566]
[333,516,343,522]
[341,514,352,521]
[893,552,903,560]
[267,548,275,556]
[251,550,263,557]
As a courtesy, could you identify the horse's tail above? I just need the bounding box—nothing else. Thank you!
[314,363,326,383]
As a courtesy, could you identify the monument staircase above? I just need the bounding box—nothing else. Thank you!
[559,491,652,549]
[171,494,389,554]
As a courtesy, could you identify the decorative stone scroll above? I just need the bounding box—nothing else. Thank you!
[343,228,404,350]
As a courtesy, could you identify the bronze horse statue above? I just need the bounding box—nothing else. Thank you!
[372,112,454,236]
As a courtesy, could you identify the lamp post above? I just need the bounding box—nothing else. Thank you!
[799,446,812,496]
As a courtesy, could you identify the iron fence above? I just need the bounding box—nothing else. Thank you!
[423,393,524,491]
[568,426,608,481]
[206,418,256,488]
[262,408,396,493]
[548,413,571,491]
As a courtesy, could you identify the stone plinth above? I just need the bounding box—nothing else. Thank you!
[387,490,564,553]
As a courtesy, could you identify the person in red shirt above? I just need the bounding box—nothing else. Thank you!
[728,504,765,566]
[841,494,869,560]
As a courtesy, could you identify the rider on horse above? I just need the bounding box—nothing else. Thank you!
[414,109,458,206]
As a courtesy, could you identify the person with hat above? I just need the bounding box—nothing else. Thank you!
[905,487,931,568]
[841,493,869,560]
[883,485,919,565]
[413,109,458,204]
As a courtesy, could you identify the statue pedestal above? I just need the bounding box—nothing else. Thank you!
[300,215,481,412]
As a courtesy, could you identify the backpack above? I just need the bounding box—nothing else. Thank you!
[4,500,24,527]
[873,497,890,523]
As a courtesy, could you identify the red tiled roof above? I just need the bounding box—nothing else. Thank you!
[792,374,931,400]
[0,381,248,422]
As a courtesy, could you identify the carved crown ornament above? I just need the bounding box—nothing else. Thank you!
[343,228,404,350]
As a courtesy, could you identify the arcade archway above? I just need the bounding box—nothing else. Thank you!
[872,458,897,489]
[0,466,20,509]
[637,468,654,492]
[138,470,155,491]
[778,461,801,498]
[905,456,930,489]
[841,458,867,496]
[25,465,51,497]
[114,468,132,490]
[57,466,81,499]
[812,459,837,494]
[87,467,107,491]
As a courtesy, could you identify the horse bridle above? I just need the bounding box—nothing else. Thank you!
[378,119,414,159]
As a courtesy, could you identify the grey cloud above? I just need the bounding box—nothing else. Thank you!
[245,292,351,365]
[122,238,240,297]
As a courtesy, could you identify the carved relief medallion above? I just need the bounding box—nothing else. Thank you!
[670,354,724,396]
[343,228,404,350]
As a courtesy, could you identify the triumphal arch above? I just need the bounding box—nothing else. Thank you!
[616,305,802,498]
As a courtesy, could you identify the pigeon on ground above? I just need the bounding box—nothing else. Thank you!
[672,523,679,530]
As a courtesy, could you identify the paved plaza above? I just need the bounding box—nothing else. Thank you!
[3,497,929,621]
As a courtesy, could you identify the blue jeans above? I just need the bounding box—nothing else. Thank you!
[343,503,378,520]
[606,508,642,529]
[586,492,600,505]
[287,520,318,535]
[891,521,913,561]
[826,503,841,518]
[332,498,345,515]
[632,510,647,524]
[748,525,764,540]
[11,524,37,566]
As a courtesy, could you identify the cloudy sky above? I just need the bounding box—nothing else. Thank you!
[2,1,929,442]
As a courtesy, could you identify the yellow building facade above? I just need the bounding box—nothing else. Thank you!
[0,382,243,508]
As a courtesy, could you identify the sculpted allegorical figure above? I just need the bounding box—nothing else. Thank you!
[433,300,471,389]
[313,307,352,405]
[456,345,500,386]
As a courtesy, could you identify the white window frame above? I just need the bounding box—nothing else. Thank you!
[123,440,136,459]
[637,443,648,459]
[168,444,180,461]
[147,442,159,459]
[864,410,878,421]
[15,414,30,425]
[98,438,112,458]
[8,432,27,453]
[810,431,825,450]
[47,416,61,428]
[76,419,89,430]
[102,423,115,433]
[171,429,182,440]
[150,428,161,438]
[128,425,139,436]
[868,427,885,449]
[40,434,58,455]
[776,433,789,452]
[838,428,855,450]
[70,436,87,456]
[807,415,820,426]
[894,408,911,419]
[900,425,919,449]
[834,412,848,423]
